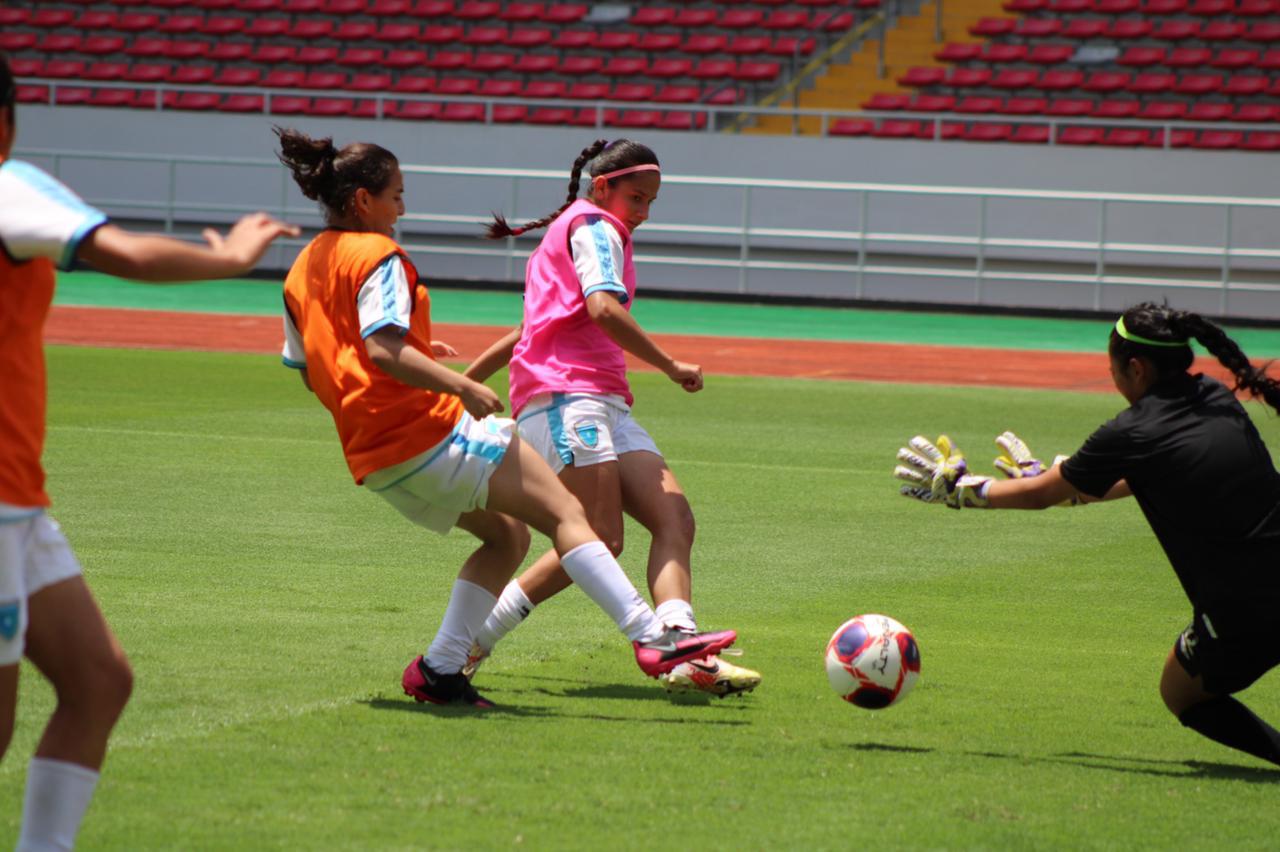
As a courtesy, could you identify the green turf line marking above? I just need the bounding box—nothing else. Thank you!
[53,271,1280,355]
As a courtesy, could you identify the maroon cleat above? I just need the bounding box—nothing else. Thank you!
[632,628,737,678]
[402,655,495,708]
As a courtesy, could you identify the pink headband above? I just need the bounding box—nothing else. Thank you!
[593,164,661,182]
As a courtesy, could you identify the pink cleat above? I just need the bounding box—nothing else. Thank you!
[402,655,495,708]
[632,628,737,678]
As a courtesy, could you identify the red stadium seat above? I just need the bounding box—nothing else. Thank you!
[873,119,927,138]
[1210,49,1261,70]
[37,35,84,53]
[512,54,559,74]
[304,71,348,89]
[862,93,909,110]
[200,16,247,36]
[386,101,442,121]
[307,98,357,117]
[603,57,649,77]
[539,4,586,24]
[498,2,542,22]
[999,97,1048,114]
[1165,47,1211,67]
[435,77,478,95]
[347,73,393,91]
[376,23,421,42]
[632,6,676,26]
[1046,98,1094,115]
[172,65,215,84]
[550,29,595,48]
[124,62,171,82]
[964,123,1013,142]
[390,76,435,93]
[899,67,947,88]
[0,33,36,52]
[253,45,298,64]
[407,1,454,16]
[479,78,522,97]
[421,25,464,44]
[567,82,610,100]
[523,79,567,99]
[692,60,737,80]
[214,67,263,86]
[735,61,781,82]
[1093,0,1140,11]
[369,0,412,13]
[719,9,765,28]
[1245,22,1280,43]
[727,36,772,56]
[41,61,87,79]
[263,69,306,87]
[1138,100,1188,120]
[764,10,810,30]
[674,8,718,27]
[73,10,118,29]
[30,9,76,27]
[425,51,469,70]
[638,33,682,52]
[907,94,956,112]
[508,28,552,48]
[85,62,128,81]
[384,49,428,69]
[1034,68,1085,88]
[1143,0,1188,11]
[455,1,498,19]
[650,58,694,79]
[492,104,529,123]
[1174,73,1222,95]
[969,17,1016,37]
[1151,20,1199,40]
[1199,21,1244,42]
[955,96,1002,113]
[1187,0,1231,13]
[1082,71,1131,92]
[1094,99,1141,117]
[989,69,1039,90]
[1241,132,1280,151]
[439,103,486,122]
[1234,103,1278,121]
[1015,18,1062,37]
[1010,125,1051,144]
[16,85,50,105]
[1193,130,1244,149]
[606,109,661,129]
[157,15,201,34]
[1128,72,1175,93]
[934,43,982,63]
[296,47,339,65]
[82,36,127,56]
[829,118,875,136]
[947,68,994,87]
[1186,102,1232,120]
[1027,45,1074,65]
[1062,18,1108,39]
[1145,129,1195,147]
[655,85,700,103]
[526,107,576,125]
[656,112,707,131]
[1107,19,1153,40]
[560,55,604,75]
[462,27,506,47]
[245,17,290,37]
[768,36,817,57]
[1118,46,1166,67]
[471,52,514,72]
[288,19,334,39]
[1102,128,1151,146]
[165,91,222,111]
[983,44,1028,63]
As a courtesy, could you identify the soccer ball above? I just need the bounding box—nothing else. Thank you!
[825,614,921,709]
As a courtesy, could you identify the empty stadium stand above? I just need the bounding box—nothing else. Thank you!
[2,0,868,129]
[842,0,1280,148]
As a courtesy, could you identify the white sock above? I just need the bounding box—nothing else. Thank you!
[655,599,697,633]
[560,541,663,642]
[425,579,498,675]
[18,757,99,852]
[474,579,534,652]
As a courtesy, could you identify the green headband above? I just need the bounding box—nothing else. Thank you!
[1115,317,1189,348]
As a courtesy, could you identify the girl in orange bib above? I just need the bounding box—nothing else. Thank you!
[275,129,736,709]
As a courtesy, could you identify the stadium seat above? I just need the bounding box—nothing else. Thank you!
[899,67,947,88]
[828,118,875,136]
[1221,76,1269,96]
[1193,130,1244,149]
[947,68,994,88]
[907,94,956,112]
[1241,132,1280,150]
[1038,69,1084,90]
[964,123,1013,142]
[873,119,928,138]
[1165,47,1212,68]
[1234,103,1278,121]
[1102,128,1151,146]
[1010,125,1051,144]
[955,96,1002,114]
[1000,97,1048,115]
[1094,99,1141,117]
[1187,102,1233,120]
[1138,100,1188,120]
[862,93,909,110]
[1046,98,1094,116]
[498,2,541,22]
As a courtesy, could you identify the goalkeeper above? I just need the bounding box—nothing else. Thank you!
[894,302,1280,769]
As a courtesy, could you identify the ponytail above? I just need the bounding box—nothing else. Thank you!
[485,138,608,239]
[274,126,398,222]
[1112,302,1280,413]
[485,138,660,239]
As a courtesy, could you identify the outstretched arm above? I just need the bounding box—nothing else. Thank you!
[585,291,702,392]
[76,213,299,282]
[464,325,521,383]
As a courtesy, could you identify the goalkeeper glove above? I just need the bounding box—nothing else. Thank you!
[894,435,992,509]
[992,431,1078,506]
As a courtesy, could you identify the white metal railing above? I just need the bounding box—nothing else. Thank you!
[20,77,1280,144]
[16,148,1280,315]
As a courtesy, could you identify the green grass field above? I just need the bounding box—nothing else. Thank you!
[3,346,1279,849]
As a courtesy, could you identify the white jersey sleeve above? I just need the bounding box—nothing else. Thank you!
[281,305,306,370]
[568,215,629,304]
[0,160,108,271]
[355,254,413,338]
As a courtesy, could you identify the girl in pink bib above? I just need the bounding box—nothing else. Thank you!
[466,139,760,697]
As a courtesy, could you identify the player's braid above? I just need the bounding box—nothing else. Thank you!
[485,139,609,239]
[275,127,397,221]
[1171,311,1280,413]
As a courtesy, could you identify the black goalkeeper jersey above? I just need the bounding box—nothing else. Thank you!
[1061,372,1280,624]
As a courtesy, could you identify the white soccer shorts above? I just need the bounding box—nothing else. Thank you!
[0,511,84,665]
[363,412,515,534]
[516,392,661,474]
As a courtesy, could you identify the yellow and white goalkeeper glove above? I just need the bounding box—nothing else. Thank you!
[894,435,992,509]
[992,431,1078,506]
[992,431,1068,479]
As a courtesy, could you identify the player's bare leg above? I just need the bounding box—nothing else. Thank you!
[19,576,132,850]
[0,663,16,761]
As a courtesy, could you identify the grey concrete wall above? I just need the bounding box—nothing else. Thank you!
[14,105,1280,318]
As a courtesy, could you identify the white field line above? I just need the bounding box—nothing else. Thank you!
[48,425,862,475]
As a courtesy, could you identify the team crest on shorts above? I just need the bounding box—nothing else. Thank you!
[575,422,600,449]
[0,601,18,641]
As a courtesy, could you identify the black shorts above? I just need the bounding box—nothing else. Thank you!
[1173,611,1280,695]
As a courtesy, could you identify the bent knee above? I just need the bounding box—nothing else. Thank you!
[56,652,133,716]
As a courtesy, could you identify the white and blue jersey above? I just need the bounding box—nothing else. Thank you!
[0,159,107,270]
[570,216,629,305]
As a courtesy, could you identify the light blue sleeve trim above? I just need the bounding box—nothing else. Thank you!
[582,282,629,303]
[281,356,307,370]
[360,317,409,340]
[58,215,108,271]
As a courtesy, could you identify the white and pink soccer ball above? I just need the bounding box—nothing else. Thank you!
[825,614,921,709]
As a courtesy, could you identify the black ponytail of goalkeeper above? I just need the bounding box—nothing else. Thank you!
[1110,302,1280,413]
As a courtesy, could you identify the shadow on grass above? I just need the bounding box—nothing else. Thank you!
[963,749,1280,783]
[847,742,935,755]
[360,695,752,726]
